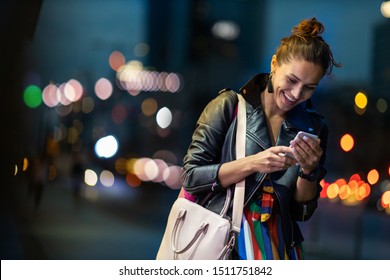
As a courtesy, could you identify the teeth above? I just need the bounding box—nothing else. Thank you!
[284,93,296,102]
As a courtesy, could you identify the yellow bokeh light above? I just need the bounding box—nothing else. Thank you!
[381,1,390,18]
[327,183,339,199]
[367,169,379,185]
[141,98,158,116]
[355,92,368,109]
[115,158,128,175]
[381,191,390,208]
[23,157,29,171]
[340,134,354,152]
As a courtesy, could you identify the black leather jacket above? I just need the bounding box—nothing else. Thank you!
[182,73,328,254]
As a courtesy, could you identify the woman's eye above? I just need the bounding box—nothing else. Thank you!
[287,77,296,83]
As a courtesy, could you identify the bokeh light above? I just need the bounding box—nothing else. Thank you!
[82,97,95,114]
[355,91,368,109]
[376,98,388,113]
[211,20,240,40]
[382,191,390,208]
[126,173,141,188]
[156,107,172,129]
[367,169,379,185]
[42,83,60,107]
[66,79,83,102]
[340,134,354,152]
[94,135,119,158]
[134,42,150,57]
[95,77,113,100]
[326,183,339,199]
[109,50,126,71]
[163,165,182,189]
[23,157,29,171]
[23,85,42,108]
[354,91,367,115]
[141,98,158,116]
[116,60,182,94]
[144,159,159,181]
[100,170,115,187]
[381,1,390,18]
[84,169,98,186]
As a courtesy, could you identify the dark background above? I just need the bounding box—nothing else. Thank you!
[1,0,389,260]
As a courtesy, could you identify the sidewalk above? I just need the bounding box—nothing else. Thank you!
[1,176,389,260]
[1,178,178,260]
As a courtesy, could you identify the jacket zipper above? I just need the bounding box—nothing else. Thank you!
[302,204,308,221]
[187,181,218,192]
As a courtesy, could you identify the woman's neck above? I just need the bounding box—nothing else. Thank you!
[260,90,285,145]
[261,90,285,120]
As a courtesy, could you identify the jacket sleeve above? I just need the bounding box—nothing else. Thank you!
[181,90,238,196]
[291,118,329,222]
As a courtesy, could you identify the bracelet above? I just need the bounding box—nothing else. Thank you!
[298,167,321,182]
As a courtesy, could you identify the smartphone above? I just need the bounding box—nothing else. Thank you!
[296,131,319,142]
[284,131,319,160]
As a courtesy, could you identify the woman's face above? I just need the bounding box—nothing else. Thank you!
[270,57,324,113]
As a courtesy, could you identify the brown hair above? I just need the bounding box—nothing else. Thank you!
[275,18,341,76]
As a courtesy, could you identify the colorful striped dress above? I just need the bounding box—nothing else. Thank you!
[236,178,303,260]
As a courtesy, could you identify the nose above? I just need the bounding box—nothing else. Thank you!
[291,85,303,99]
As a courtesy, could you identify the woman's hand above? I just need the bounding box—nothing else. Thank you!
[218,146,295,188]
[290,134,322,173]
[250,146,296,173]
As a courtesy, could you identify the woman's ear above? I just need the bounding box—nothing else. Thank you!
[270,55,277,72]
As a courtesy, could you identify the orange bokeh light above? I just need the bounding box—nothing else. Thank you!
[340,134,354,152]
[367,169,379,185]
[339,184,351,200]
[335,178,347,187]
[126,173,141,188]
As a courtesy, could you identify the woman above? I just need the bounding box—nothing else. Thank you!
[181,18,341,260]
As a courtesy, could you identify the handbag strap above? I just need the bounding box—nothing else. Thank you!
[231,93,246,233]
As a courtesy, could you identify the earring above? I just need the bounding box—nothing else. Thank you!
[267,72,274,93]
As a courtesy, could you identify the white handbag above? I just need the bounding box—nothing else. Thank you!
[156,93,246,260]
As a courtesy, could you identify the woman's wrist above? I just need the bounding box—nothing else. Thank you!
[299,167,321,182]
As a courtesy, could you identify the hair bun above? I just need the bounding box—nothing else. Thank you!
[292,17,324,38]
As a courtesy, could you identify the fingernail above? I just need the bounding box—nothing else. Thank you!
[303,136,308,141]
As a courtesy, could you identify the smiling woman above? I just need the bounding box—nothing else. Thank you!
[180,17,341,260]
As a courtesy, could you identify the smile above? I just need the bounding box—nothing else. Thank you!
[282,91,298,103]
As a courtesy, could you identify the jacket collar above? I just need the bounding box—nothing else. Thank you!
[239,73,321,134]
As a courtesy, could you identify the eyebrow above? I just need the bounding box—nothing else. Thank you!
[289,74,319,86]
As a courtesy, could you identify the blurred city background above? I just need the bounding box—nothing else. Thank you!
[1,0,389,260]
